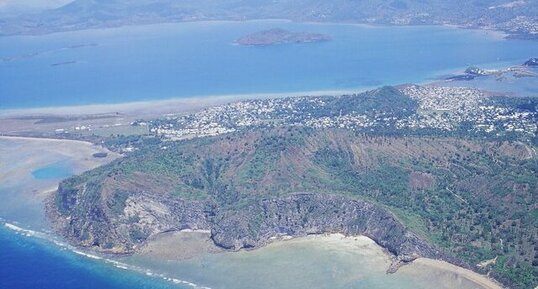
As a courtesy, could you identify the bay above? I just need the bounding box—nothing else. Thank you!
[2,20,538,109]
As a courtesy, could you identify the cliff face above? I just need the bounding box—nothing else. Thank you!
[53,184,212,253]
[52,184,440,266]
[211,194,439,259]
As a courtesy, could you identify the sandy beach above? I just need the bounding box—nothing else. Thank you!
[138,230,223,261]
[403,258,504,289]
[0,137,508,289]
[131,233,504,289]
[8,134,499,289]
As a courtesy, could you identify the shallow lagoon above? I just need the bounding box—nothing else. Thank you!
[0,137,114,229]
[32,162,72,180]
[2,20,538,109]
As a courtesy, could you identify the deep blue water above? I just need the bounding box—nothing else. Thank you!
[2,21,538,109]
[31,163,72,180]
[0,226,185,289]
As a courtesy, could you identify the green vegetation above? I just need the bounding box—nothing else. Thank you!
[60,127,537,288]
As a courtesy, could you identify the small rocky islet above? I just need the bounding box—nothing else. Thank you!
[235,28,331,46]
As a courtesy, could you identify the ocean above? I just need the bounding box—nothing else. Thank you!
[1,20,538,109]
[0,225,185,289]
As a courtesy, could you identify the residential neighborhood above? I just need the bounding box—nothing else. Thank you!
[149,85,537,141]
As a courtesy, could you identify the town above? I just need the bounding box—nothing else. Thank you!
[148,85,537,142]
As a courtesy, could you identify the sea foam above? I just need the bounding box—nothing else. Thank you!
[2,220,212,289]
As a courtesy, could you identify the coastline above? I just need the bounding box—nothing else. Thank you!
[132,232,505,289]
[0,136,119,228]
[1,19,530,118]
[0,218,504,289]
[2,62,533,120]
[0,89,365,117]
[0,135,119,166]
[0,17,518,41]
[0,119,514,289]
[403,258,504,289]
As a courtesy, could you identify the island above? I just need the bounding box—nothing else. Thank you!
[235,28,331,46]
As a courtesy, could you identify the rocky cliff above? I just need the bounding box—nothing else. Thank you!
[50,185,443,270]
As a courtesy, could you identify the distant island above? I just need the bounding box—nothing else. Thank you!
[236,28,331,46]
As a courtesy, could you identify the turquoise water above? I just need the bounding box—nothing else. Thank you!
[2,21,538,109]
[31,163,72,180]
[0,140,76,229]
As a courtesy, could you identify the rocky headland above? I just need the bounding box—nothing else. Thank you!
[44,101,538,288]
[49,187,448,273]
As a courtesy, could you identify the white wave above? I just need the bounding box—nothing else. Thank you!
[72,250,103,260]
[4,223,39,237]
[103,259,131,270]
[114,264,129,270]
[52,239,68,248]
[3,221,211,289]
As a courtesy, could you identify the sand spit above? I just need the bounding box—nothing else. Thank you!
[0,89,363,118]
[403,258,504,289]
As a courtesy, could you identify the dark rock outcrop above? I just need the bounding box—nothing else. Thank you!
[210,193,440,261]
[465,66,488,76]
[523,58,538,67]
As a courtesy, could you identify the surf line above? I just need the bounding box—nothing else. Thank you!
[2,221,212,289]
